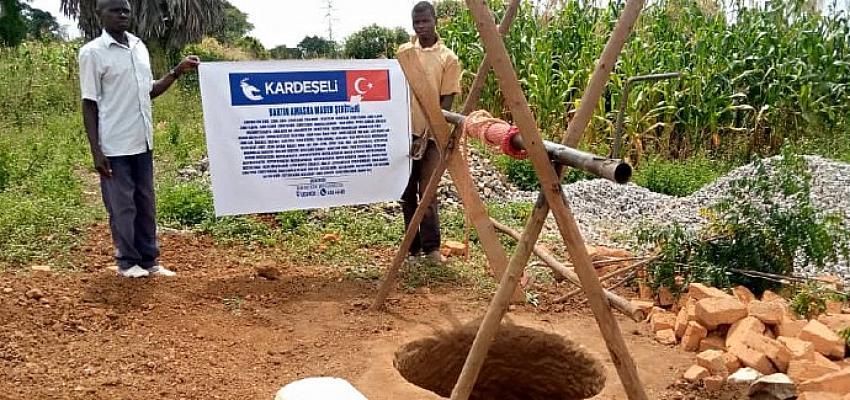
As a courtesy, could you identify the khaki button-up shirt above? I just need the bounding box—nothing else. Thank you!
[398,37,462,136]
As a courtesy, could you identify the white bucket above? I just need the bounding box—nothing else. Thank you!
[274,377,368,400]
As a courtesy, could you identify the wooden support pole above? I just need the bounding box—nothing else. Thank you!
[372,0,522,309]
[451,1,649,400]
[491,219,645,322]
[461,0,520,115]
[375,48,511,305]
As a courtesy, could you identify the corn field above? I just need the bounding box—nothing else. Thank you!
[438,0,850,163]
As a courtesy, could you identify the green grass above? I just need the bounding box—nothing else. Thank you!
[632,154,732,196]
[0,111,98,268]
[4,5,850,284]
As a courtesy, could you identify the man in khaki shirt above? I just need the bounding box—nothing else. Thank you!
[398,1,462,263]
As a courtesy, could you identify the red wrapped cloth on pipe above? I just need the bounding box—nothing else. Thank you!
[462,110,527,159]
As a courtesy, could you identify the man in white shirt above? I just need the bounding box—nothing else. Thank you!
[79,0,199,278]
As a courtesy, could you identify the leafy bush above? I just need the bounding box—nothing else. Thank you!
[157,182,214,227]
[344,24,408,59]
[182,37,255,62]
[639,148,850,294]
[791,283,829,319]
[633,155,729,197]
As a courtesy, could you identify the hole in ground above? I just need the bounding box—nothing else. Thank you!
[393,322,606,400]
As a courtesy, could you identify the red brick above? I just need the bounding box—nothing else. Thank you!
[681,321,708,352]
[650,311,677,332]
[738,333,793,372]
[688,283,731,300]
[674,306,689,339]
[722,352,741,373]
[778,336,816,360]
[799,320,846,359]
[798,368,850,394]
[787,356,842,383]
[702,375,725,391]
[695,297,747,330]
[728,342,777,375]
[797,392,843,400]
[777,315,807,338]
[696,350,729,375]
[825,300,844,315]
[732,286,756,304]
[683,365,710,381]
[817,314,850,332]
[726,316,766,348]
[655,329,677,345]
[748,300,785,325]
[699,334,726,352]
[762,290,783,302]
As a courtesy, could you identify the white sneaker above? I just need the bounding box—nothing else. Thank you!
[147,265,177,277]
[117,265,150,278]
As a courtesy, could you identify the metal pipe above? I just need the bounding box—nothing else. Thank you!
[611,72,681,159]
[442,110,632,184]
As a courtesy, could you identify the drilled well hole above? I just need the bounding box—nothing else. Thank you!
[393,322,606,400]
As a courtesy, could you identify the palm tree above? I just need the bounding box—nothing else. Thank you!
[60,0,225,50]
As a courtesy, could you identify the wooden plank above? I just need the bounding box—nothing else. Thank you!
[371,167,445,309]
[490,219,645,322]
[460,0,520,116]
[450,2,649,400]
[372,2,523,309]
[397,48,511,284]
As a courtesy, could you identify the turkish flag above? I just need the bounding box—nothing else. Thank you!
[345,70,390,101]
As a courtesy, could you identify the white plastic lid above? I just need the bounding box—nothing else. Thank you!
[274,377,368,400]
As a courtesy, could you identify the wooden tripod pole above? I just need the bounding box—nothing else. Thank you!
[371,0,522,310]
[450,1,649,400]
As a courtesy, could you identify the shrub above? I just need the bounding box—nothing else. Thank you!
[639,148,850,294]
[633,155,728,197]
[790,283,829,319]
[157,182,214,226]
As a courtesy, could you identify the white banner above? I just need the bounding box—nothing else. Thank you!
[198,60,411,216]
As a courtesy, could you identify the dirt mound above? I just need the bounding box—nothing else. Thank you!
[393,321,606,400]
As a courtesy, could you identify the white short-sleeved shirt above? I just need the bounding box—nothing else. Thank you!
[78,30,154,157]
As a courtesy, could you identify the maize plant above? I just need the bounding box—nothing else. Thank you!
[438,0,850,164]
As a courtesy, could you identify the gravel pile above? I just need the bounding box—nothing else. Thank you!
[439,145,519,206]
[509,155,850,284]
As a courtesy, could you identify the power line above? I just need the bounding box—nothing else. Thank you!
[324,0,337,42]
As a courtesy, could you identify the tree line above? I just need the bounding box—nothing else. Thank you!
[0,0,411,61]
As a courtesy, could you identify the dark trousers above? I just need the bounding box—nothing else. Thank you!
[100,151,159,269]
[401,137,441,255]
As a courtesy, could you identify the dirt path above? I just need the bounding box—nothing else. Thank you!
[1,227,704,399]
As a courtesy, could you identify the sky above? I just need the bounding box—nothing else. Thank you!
[29,0,422,48]
[29,0,850,47]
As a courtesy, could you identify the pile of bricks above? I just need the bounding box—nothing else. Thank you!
[643,283,850,398]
